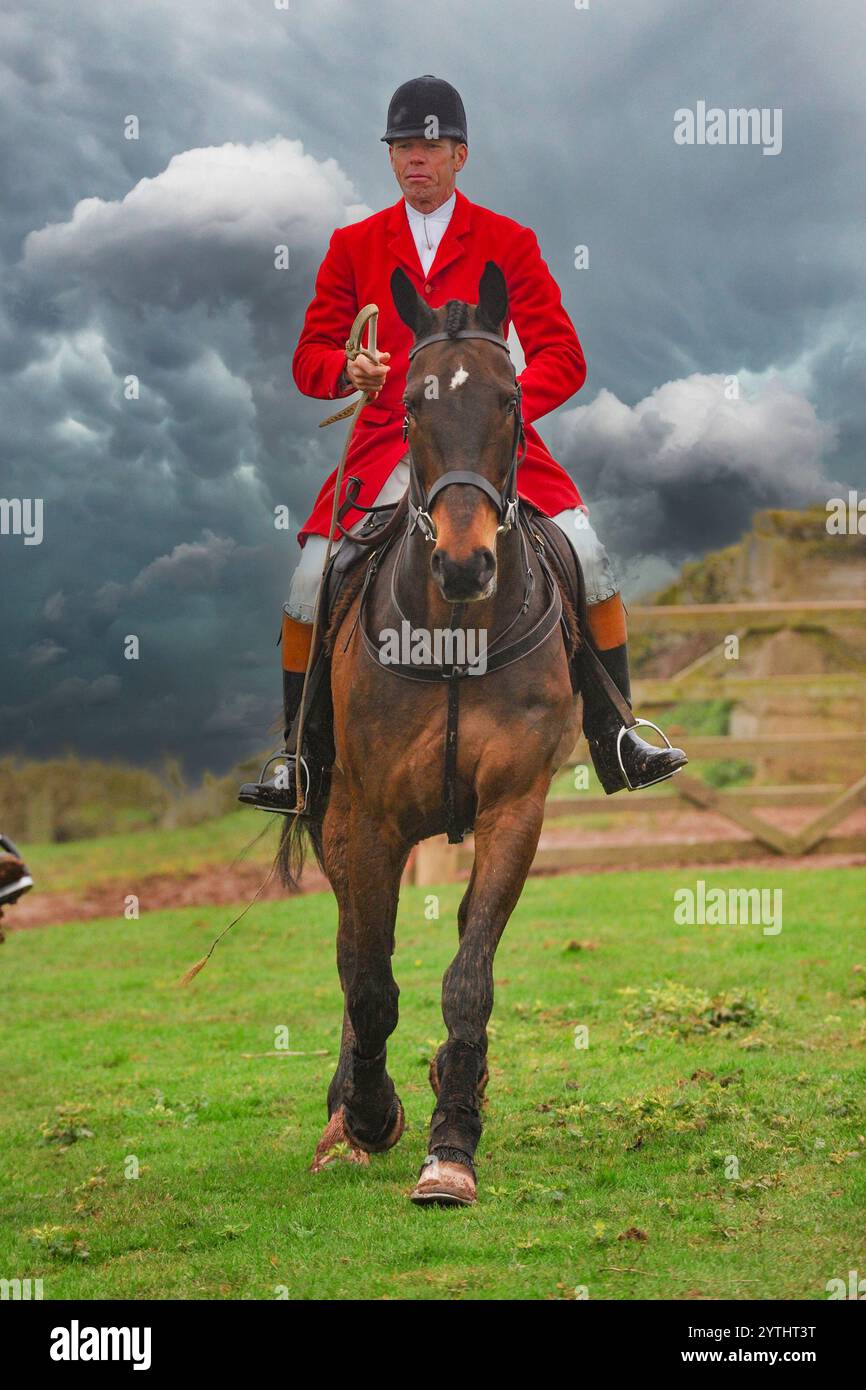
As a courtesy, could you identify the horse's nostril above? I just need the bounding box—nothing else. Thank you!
[477,548,495,582]
[431,547,497,601]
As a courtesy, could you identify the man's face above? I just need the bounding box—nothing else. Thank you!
[388,137,468,211]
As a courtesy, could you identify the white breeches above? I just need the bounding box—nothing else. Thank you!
[286,459,619,621]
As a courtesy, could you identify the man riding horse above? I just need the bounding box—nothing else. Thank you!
[239,75,686,815]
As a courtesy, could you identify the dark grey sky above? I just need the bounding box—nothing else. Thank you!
[2,0,864,775]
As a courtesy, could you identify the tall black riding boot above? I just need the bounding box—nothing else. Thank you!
[238,661,334,817]
[581,640,687,794]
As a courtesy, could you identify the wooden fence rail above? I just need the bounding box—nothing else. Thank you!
[627,601,866,632]
[410,600,866,883]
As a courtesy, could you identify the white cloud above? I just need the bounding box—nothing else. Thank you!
[552,372,840,567]
[23,138,372,307]
[555,372,837,498]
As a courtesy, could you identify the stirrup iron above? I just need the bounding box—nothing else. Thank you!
[616,718,681,792]
[251,749,311,817]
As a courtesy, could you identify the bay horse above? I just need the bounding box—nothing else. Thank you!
[281,262,581,1205]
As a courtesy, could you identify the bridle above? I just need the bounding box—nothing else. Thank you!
[402,328,526,542]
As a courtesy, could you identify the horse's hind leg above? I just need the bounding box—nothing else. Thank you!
[411,789,547,1207]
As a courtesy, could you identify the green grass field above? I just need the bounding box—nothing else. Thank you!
[2,865,864,1300]
[21,811,275,895]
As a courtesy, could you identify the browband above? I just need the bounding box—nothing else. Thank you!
[407,328,511,360]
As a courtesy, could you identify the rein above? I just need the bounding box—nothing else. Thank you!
[290,303,382,813]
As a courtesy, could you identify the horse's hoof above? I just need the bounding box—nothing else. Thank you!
[310,1105,371,1172]
[409,1154,477,1207]
[343,1097,405,1155]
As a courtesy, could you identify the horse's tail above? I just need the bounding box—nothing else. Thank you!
[276,805,327,893]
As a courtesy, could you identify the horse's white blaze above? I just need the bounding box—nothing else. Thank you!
[450,364,469,390]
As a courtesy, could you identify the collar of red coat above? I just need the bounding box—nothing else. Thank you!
[385,186,474,283]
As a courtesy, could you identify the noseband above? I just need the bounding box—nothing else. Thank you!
[402,329,526,542]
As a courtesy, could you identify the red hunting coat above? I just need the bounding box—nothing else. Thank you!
[293,188,586,543]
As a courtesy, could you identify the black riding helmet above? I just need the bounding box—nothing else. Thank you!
[381,75,467,145]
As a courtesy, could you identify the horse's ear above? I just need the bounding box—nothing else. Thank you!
[477,261,508,333]
[391,267,434,337]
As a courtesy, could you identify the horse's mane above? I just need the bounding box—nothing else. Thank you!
[443,300,470,337]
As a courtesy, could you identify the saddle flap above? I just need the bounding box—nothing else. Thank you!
[321,504,400,636]
[525,508,586,662]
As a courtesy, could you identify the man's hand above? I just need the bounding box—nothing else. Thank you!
[345,349,391,398]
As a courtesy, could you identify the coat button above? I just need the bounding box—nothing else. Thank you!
[424,283,432,293]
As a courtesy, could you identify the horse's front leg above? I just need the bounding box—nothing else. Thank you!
[338,807,408,1154]
[411,784,548,1206]
[310,775,370,1171]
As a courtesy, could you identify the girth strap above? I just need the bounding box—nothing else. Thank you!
[444,603,466,844]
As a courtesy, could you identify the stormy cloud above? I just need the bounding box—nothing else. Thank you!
[1,0,863,773]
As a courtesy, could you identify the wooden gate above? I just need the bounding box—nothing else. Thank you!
[412,601,866,882]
